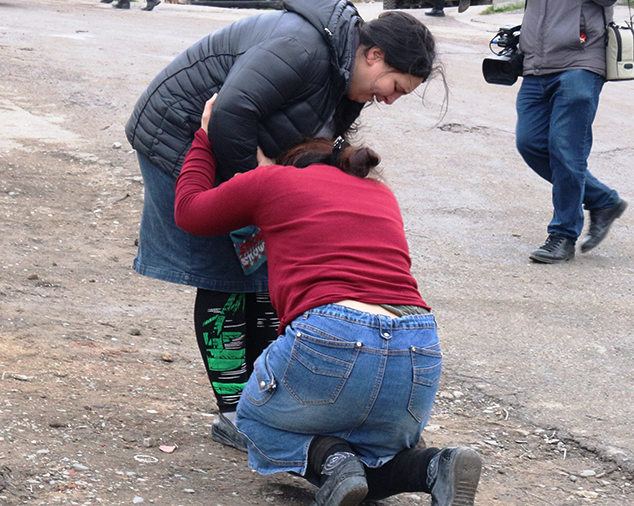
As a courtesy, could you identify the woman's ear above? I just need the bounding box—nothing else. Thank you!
[365,47,385,65]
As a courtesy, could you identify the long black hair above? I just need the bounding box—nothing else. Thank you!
[359,11,438,81]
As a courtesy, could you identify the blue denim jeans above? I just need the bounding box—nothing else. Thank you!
[236,304,441,476]
[133,153,269,292]
[516,70,619,240]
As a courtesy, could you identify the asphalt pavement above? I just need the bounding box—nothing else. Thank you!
[1,0,633,474]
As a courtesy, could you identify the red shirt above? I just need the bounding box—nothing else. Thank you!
[175,129,428,331]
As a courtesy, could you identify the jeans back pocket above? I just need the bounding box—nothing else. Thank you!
[244,349,277,407]
[282,331,360,405]
[408,344,442,423]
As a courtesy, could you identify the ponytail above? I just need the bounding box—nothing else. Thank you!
[276,138,380,178]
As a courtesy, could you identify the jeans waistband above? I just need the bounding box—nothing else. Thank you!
[303,303,436,330]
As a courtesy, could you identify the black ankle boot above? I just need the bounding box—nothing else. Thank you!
[142,0,160,10]
[427,447,482,506]
[312,454,367,506]
[580,199,627,253]
[425,8,445,17]
[529,234,575,264]
[113,0,130,8]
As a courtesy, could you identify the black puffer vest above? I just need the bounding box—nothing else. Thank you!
[125,0,364,180]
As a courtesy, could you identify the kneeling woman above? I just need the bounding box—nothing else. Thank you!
[175,96,481,506]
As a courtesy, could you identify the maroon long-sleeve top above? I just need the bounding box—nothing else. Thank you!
[175,129,428,332]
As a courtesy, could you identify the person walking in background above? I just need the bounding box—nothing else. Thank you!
[100,0,160,10]
[125,0,440,453]
[516,0,627,264]
[425,0,471,17]
[426,0,446,17]
[174,94,482,506]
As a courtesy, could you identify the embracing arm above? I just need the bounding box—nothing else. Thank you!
[174,127,261,236]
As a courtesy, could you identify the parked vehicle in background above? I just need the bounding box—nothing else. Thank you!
[383,0,491,9]
[188,0,282,8]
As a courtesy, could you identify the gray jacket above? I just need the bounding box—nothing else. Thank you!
[125,0,363,180]
[520,0,616,76]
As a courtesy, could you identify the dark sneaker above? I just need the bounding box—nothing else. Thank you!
[427,447,481,506]
[529,234,575,264]
[311,455,368,506]
[141,0,160,10]
[113,0,130,8]
[458,0,471,12]
[425,8,445,17]
[211,413,247,452]
[580,199,628,253]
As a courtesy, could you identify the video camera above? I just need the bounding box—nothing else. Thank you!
[482,25,523,86]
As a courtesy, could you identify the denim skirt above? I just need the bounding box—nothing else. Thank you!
[236,304,442,476]
[133,154,269,292]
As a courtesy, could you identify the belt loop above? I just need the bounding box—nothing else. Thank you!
[378,316,392,340]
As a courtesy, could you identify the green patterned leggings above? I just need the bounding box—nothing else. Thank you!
[194,289,279,412]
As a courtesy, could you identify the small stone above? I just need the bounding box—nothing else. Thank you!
[452,390,465,398]
[73,464,89,471]
[113,142,122,149]
[160,351,174,362]
[438,391,454,399]
[11,374,31,381]
[133,497,144,504]
[130,329,142,336]
[183,489,195,494]
[27,273,39,280]
[569,475,578,482]
[579,470,597,477]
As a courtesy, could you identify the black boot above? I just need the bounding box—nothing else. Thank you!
[580,199,628,253]
[529,234,575,264]
[142,0,160,11]
[427,447,482,506]
[312,455,367,506]
[113,0,130,8]
[458,0,471,12]
[425,8,445,17]
[100,0,114,3]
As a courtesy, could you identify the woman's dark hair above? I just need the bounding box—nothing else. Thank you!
[276,138,381,179]
[359,11,437,81]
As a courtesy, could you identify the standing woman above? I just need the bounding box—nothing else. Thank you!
[174,95,482,506]
[126,0,439,450]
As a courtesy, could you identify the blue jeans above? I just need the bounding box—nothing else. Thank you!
[516,70,619,240]
[236,304,441,476]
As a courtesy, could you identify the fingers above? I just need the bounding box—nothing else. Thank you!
[201,93,218,134]
[256,146,274,166]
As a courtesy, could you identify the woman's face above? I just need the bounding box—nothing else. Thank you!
[348,47,424,104]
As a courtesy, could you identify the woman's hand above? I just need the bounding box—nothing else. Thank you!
[257,147,274,166]
[201,93,218,134]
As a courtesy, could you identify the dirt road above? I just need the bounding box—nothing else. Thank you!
[1,1,633,505]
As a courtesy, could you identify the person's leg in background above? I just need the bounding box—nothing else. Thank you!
[194,289,279,452]
[426,0,445,17]
[516,73,577,263]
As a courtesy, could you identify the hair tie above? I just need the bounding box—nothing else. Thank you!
[329,137,350,166]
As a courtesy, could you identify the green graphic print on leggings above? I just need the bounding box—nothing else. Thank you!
[202,293,248,403]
